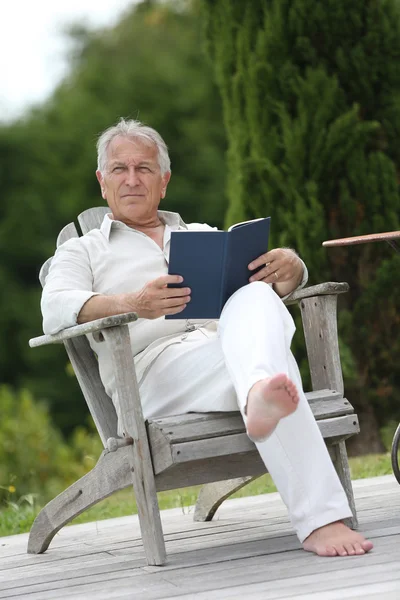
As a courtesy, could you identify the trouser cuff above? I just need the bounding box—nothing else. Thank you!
[296,506,354,543]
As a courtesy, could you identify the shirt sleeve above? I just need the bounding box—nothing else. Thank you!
[280,258,308,302]
[41,238,100,335]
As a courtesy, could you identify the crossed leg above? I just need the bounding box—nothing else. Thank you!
[244,374,373,555]
[220,282,373,557]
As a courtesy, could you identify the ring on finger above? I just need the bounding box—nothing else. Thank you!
[274,270,279,280]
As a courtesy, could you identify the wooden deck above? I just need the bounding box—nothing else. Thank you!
[0,475,399,599]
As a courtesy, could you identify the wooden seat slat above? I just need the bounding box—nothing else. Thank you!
[149,414,359,475]
[147,391,354,445]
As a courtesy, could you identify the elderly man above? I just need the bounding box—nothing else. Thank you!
[42,118,372,557]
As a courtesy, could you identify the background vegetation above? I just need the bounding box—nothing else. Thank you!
[1,0,399,523]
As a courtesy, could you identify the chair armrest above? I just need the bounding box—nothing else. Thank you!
[284,282,349,306]
[292,284,348,394]
[29,312,138,348]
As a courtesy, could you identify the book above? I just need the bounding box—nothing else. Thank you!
[166,217,271,319]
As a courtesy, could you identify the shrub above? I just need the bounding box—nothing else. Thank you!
[0,385,102,506]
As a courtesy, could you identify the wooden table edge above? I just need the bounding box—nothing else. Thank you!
[323,231,400,247]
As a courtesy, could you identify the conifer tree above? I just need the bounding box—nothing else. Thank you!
[204,0,400,451]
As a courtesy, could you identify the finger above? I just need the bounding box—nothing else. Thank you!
[248,253,271,271]
[263,269,291,284]
[161,287,191,299]
[249,248,285,270]
[252,266,292,284]
[249,260,285,282]
[154,274,184,287]
[161,295,191,308]
[162,304,187,316]
[249,266,269,282]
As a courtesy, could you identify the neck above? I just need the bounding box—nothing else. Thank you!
[113,213,163,231]
[132,219,163,232]
[130,216,165,250]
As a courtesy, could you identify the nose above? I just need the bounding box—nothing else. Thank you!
[125,167,139,187]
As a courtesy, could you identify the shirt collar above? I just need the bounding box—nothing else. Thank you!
[99,210,188,241]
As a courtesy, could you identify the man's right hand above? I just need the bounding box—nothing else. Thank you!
[127,275,191,319]
[77,275,190,324]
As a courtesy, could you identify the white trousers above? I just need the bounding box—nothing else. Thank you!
[139,282,352,542]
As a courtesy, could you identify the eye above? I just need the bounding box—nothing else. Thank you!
[139,166,151,172]
[112,166,124,173]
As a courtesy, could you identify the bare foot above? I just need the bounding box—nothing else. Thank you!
[246,373,299,442]
[303,521,374,556]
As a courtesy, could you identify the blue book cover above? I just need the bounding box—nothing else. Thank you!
[166,217,271,319]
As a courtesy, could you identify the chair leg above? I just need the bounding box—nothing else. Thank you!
[103,326,166,566]
[330,440,358,529]
[28,448,131,554]
[194,476,260,522]
[126,440,166,566]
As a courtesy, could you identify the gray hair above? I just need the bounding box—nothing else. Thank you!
[96,118,171,175]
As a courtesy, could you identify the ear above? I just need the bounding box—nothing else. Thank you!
[160,171,171,199]
[96,170,106,199]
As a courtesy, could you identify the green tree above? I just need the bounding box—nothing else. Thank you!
[0,0,226,434]
[204,0,400,452]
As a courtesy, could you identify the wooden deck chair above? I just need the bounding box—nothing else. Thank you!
[28,206,359,566]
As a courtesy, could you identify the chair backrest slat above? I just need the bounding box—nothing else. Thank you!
[57,222,79,247]
[78,207,109,235]
[39,258,53,287]
[39,209,119,446]
[40,223,80,287]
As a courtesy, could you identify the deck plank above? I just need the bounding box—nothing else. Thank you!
[0,476,399,599]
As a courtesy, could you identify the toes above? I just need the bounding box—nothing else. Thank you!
[270,374,299,402]
[325,545,339,557]
[354,542,366,555]
[286,384,299,404]
[286,380,298,395]
[344,543,357,556]
[361,540,374,552]
[272,373,288,387]
[334,544,348,557]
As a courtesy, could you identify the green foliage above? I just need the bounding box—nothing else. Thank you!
[0,495,38,537]
[204,0,400,448]
[0,0,227,434]
[380,420,399,453]
[0,385,102,506]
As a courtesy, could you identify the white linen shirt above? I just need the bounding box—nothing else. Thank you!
[41,211,308,425]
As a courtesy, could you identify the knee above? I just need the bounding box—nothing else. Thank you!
[245,281,276,301]
[249,281,273,292]
[223,281,277,314]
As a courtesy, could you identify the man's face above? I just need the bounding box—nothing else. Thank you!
[96,135,171,225]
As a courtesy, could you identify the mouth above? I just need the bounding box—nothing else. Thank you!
[121,194,145,198]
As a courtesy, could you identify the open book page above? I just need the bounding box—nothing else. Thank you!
[227,217,266,232]
[223,217,271,303]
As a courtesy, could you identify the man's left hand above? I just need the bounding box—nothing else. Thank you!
[248,248,304,297]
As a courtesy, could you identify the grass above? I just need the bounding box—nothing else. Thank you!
[0,452,394,538]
